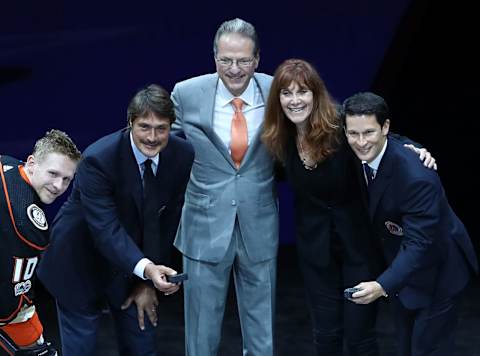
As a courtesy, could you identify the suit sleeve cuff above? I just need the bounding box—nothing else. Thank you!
[133,258,153,280]
[376,279,389,298]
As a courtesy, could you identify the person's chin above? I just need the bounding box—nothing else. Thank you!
[41,196,55,204]
[288,116,308,125]
[226,79,246,90]
[141,146,161,157]
[353,148,369,160]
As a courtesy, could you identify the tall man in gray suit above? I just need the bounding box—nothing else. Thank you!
[171,18,278,355]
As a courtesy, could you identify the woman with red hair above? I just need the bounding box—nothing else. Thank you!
[262,59,434,355]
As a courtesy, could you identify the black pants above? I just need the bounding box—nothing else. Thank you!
[298,236,379,356]
[392,293,462,356]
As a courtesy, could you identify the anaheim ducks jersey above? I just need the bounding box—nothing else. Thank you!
[0,155,49,324]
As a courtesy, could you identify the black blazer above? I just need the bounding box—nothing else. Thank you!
[364,138,478,309]
[38,129,194,310]
[284,136,379,280]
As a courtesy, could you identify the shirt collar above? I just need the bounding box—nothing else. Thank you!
[129,131,159,167]
[217,77,255,108]
[363,138,388,171]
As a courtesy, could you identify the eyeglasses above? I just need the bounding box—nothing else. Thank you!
[216,57,256,68]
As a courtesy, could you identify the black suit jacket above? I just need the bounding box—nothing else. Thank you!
[362,138,478,309]
[284,136,380,282]
[38,128,194,310]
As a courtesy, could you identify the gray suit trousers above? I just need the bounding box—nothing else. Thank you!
[183,219,276,356]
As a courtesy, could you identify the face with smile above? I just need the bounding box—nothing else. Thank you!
[25,152,78,204]
[131,113,171,157]
[215,32,258,97]
[279,81,314,128]
[345,114,390,163]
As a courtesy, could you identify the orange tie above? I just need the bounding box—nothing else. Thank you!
[230,98,248,169]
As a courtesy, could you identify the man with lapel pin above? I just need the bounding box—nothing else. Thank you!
[171,18,278,355]
[342,92,478,356]
[38,84,194,355]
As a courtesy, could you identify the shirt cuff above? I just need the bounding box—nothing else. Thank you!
[133,258,153,280]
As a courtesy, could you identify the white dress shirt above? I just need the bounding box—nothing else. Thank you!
[213,77,265,151]
[363,138,388,180]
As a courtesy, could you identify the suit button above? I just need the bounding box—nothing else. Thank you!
[236,174,241,178]
[231,200,236,206]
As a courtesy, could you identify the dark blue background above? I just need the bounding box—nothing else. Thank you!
[1,0,477,250]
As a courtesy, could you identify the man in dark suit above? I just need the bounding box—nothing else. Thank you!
[342,92,478,356]
[38,84,194,355]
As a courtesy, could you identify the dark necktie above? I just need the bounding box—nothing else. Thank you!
[363,163,374,187]
[143,159,161,262]
[143,159,155,193]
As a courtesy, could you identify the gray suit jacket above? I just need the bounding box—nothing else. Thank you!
[171,73,278,263]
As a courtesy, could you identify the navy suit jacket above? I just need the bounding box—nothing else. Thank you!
[38,128,194,310]
[362,138,478,309]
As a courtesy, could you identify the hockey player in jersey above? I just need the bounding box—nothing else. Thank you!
[0,129,81,356]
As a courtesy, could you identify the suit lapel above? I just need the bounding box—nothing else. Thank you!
[353,152,370,212]
[153,137,175,212]
[140,138,177,262]
[119,130,143,218]
[199,73,270,170]
[368,142,394,219]
[200,74,237,169]
[237,74,270,168]
[199,75,217,138]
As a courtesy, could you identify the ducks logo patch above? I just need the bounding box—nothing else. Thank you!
[27,204,48,231]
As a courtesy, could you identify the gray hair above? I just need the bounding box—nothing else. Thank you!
[213,18,259,57]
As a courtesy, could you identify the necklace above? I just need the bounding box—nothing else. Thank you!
[296,137,317,170]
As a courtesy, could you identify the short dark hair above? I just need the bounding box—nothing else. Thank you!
[33,129,82,162]
[342,92,389,126]
[127,84,175,125]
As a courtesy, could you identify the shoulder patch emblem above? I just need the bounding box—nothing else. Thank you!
[27,204,48,230]
[384,221,403,236]
[3,165,13,172]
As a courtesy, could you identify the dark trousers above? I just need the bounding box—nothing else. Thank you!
[56,275,157,356]
[392,294,462,356]
[298,239,379,356]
